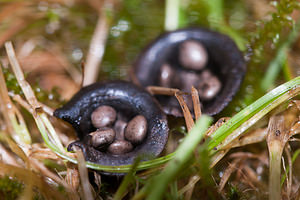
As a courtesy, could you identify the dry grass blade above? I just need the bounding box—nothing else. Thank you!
[178,175,200,200]
[83,0,111,86]
[0,142,20,166]
[267,115,288,200]
[30,158,72,193]
[0,65,32,167]
[147,86,180,95]
[206,117,230,138]
[230,128,267,148]
[12,94,33,113]
[218,159,242,192]
[290,121,300,136]
[0,64,31,145]
[29,148,59,160]
[265,99,300,199]
[191,86,201,121]
[210,149,229,168]
[175,91,194,132]
[77,150,94,200]
[243,165,264,187]
[284,145,292,198]
[66,167,80,191]
[5,41,65,152]
[5,42,40,108]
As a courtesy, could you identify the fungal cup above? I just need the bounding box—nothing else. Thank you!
[54,81,169,168]
[131,28,246,116]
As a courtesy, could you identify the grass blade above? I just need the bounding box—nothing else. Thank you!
[208,76,300,152]
[142,115,212,200]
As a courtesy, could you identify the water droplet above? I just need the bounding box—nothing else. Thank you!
[6,103,12,109]
[72,48,83,61]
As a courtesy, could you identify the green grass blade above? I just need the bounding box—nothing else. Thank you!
[208,76,300,151]
[113,158,141,200]
[144,115,212,200]
[281,149,300,186]
[165,0,180,31]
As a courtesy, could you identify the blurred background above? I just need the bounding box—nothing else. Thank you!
[0,0,299,115]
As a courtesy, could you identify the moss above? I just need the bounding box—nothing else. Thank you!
[3,68,61,107]
[0,176,23,200]
[249,0,300,63]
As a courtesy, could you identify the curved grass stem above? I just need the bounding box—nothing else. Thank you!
[37,76,300,173]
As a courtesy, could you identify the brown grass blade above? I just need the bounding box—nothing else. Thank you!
[83,0,111,86]
[175,91,194,132]
[191,86,201,121]
[147,86,180,96]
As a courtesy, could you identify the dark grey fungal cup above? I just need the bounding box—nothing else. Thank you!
[54,81,169,169]
[131,27,246,116]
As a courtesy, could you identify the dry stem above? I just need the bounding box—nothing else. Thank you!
[83,0,111,86]
[175,92,194,132]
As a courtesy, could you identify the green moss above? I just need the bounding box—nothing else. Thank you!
[3,68,23,96]
[0,176,23,200]
[220,0,300,116]
[249,0,300,63]
[227,185,244,200]
[3,68,61,107]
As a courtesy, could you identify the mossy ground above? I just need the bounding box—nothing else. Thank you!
[0,0,299,199]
